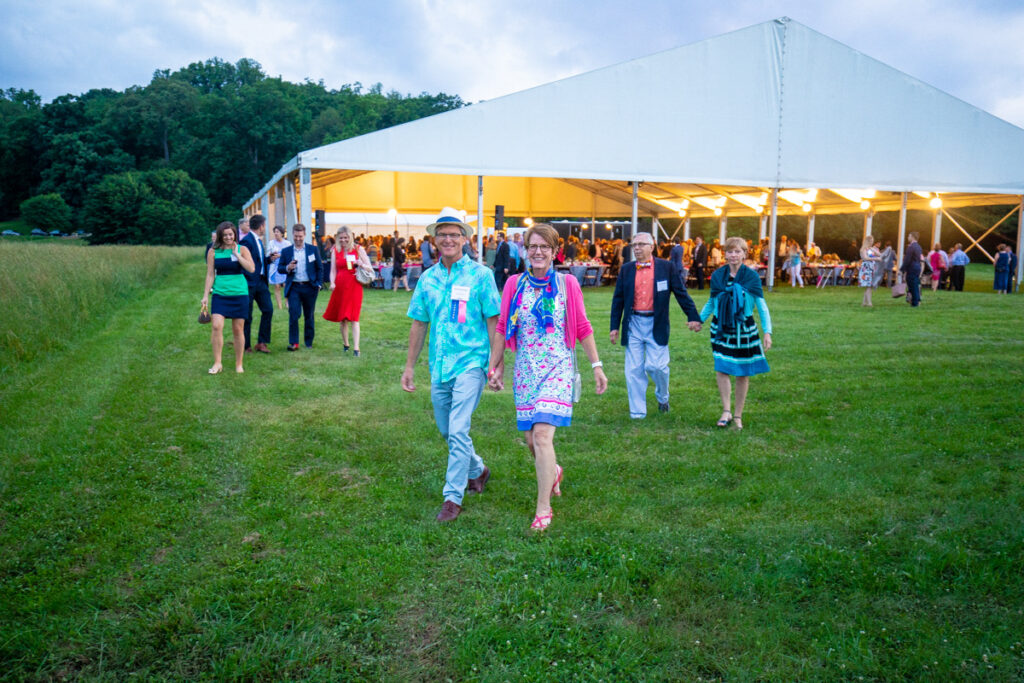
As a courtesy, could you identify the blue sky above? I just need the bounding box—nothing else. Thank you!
[3,0,1023,126]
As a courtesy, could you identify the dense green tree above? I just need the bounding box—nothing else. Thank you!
[19,193,72,232]
[83,172,152,243]
[0,89,46,219]
[38,130,134,209]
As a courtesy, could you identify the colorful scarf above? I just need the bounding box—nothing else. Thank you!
[505,268,557,341]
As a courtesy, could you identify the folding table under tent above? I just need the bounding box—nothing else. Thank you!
[244,17,1024,289]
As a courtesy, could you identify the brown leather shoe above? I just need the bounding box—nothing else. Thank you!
[254,343,270,353]
[466,466,491,495]
[436,500,461,522]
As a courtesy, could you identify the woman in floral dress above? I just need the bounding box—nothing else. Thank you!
[489,223,607,531]
[858,234,881,307]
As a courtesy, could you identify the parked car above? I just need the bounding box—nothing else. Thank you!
[49,230,64,237]
[31,228,48,237]
[1,229,20,236]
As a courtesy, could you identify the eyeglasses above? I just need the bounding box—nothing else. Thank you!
[526,244,553,253]
[631,241,654,248]
[435,232,464,241]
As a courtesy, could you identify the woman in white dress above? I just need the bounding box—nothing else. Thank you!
[267,225,291,309]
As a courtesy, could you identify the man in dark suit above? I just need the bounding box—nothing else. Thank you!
[610,232,702,419]
[241,214,273,353]
[278,223,322,350]
[900,231,924,307]
[691,235,708,290]
[492,231,511,290]
[669,236,685,278]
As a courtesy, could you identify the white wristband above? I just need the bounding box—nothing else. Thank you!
[591,361,603,369]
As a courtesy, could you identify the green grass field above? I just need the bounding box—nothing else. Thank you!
[1,246,1022,681]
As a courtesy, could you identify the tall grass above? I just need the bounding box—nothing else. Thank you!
[0,242,195,368]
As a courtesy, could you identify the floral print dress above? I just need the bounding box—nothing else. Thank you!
[513,284,574,430]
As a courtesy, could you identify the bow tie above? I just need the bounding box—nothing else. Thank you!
[636,262,652,269]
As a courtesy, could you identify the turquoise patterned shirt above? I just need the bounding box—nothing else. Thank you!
[407,255,501,384]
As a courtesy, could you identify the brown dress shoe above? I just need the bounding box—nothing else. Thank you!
[436,500,461,522]
[466,466,491,495]
[254,343,270,353]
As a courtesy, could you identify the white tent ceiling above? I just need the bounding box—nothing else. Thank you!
[246,17,1024,224]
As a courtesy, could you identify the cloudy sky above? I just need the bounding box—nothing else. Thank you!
[3,0,1023,126]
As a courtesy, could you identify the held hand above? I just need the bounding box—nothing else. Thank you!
[200,296,208,309]
[487,362,505,391]
[687,320,702,332]
[401,367,416,393]
[609,330,619,345]
[288,260,297,272]
[593,367,608,395]
[763,333,772,351]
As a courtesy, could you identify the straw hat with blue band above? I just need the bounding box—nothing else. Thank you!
[425,207,475,239]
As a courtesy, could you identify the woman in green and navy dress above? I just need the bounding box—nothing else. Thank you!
[699,236,772,430]
[201,221,255,374]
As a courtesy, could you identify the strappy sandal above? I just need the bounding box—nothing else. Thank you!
[732,415,744,430]
[530,511,553,531]
[208,364,223,375]
[716,411,733,428]
[552,464,564,496]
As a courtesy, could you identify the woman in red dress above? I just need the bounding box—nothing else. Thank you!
[322,226,371,356]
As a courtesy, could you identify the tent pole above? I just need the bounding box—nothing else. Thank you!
[631,182,638,239]
[806,212,815,251]
[285,175,299,239]
[759,213,767,241]
[767,188,779,290]
[864,209,874,240]
[932,208,942,247]
[477,176,484,264]
[261,193,270,227]
[719,212,727,245]
[1016,195,1024,292]
[684,216,691,241]
[299,168,312,247]
[897,192,908,272]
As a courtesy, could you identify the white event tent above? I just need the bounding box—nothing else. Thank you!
[245,17,1024,288]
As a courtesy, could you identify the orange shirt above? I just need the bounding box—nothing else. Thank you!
[633,261,655,311]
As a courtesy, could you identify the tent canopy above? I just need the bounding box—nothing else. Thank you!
[246,17,1024,224]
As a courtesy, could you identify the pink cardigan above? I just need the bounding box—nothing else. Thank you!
[496,273,595,351]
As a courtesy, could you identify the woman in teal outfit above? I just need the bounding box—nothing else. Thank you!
[201,221,255,374]
[699,236,772,430]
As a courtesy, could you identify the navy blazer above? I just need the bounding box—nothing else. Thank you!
[492,240,511,273]
[240,231,270,285]
[278,244,323,298]
[610,258,700,347]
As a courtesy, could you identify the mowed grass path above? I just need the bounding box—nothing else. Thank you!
[1,250,1022,680]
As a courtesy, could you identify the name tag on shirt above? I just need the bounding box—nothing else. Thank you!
[346,254,356,263]
[656,279,668,292]
[451,285,471,301]
[307,254,315,263]
[230,253,238,262]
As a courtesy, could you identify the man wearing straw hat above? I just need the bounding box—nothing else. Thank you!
[402,207,502,522]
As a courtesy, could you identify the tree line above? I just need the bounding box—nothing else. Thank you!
[0,58,463,244]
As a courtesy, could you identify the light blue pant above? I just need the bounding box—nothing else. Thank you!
[625,316,670,418]
[430,367,487,505]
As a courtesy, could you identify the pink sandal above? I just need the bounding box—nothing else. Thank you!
[552,464,564,497]
[530,511,553,531]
